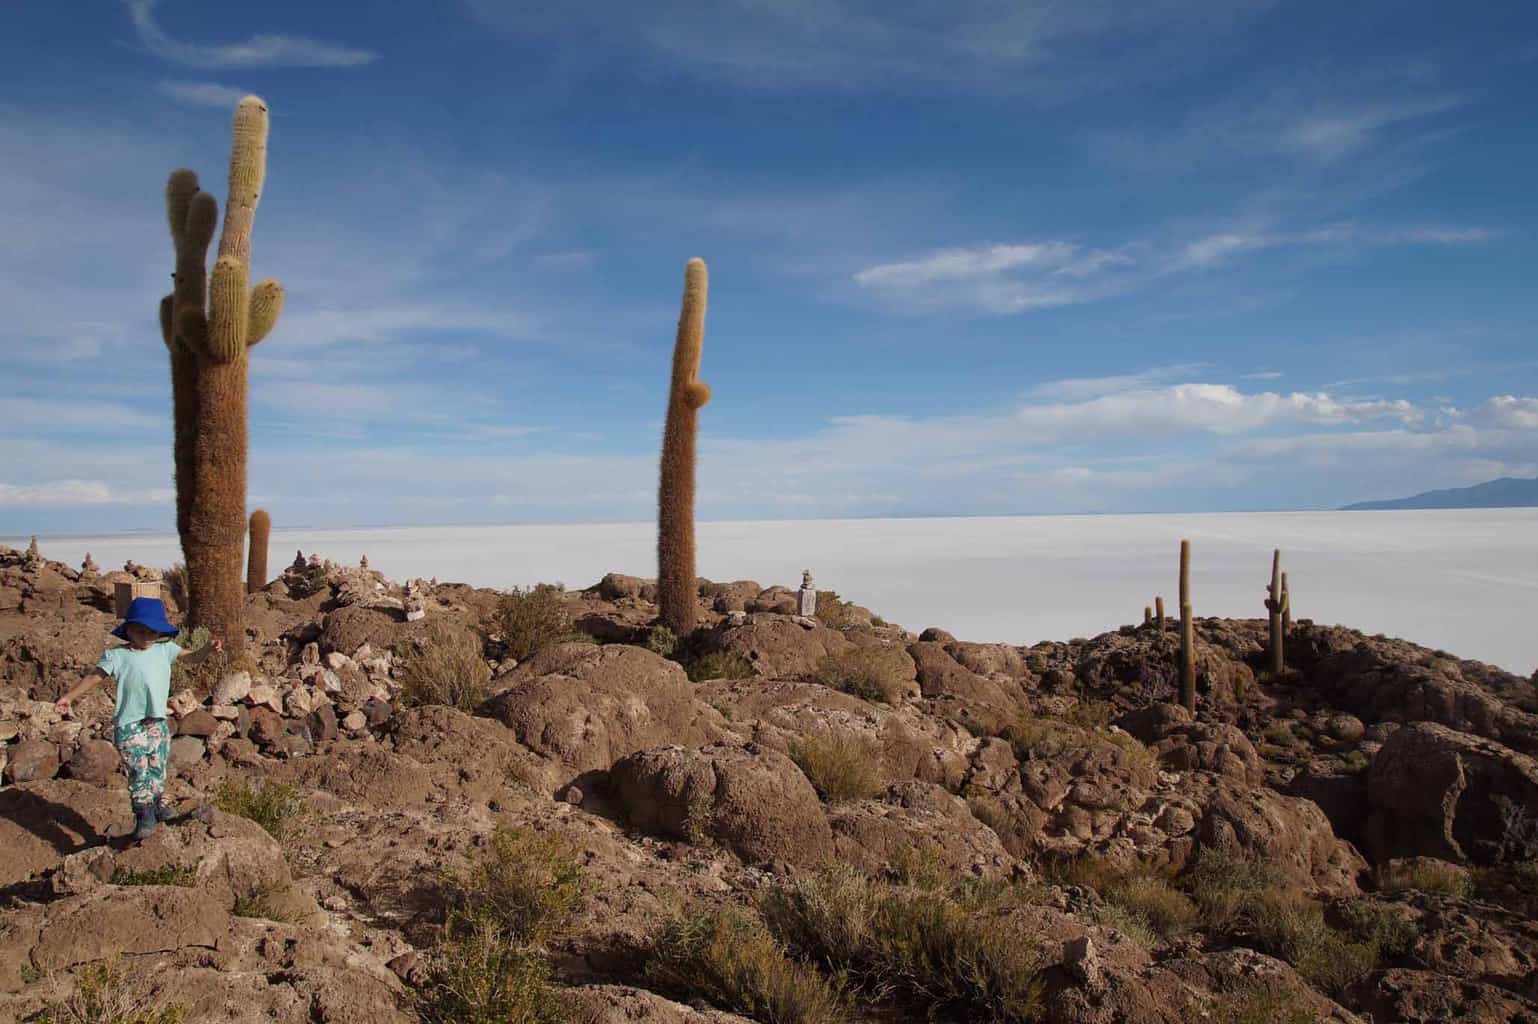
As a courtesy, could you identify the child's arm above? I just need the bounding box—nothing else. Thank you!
[177,636,225,667]
[55,669,109,716]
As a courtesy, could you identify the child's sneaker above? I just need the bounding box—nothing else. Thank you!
[132,802,159,840]
[154,798,176,823]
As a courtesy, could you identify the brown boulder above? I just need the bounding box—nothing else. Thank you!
[247,707,286,749]
[483,643,725,785]
[610,741,834,867]
[707,580,763,613]
[829,782,1019,879]
[593,573,649,600]
[320,604,414,656]
[64,739,120,787]
[708,616,855,680]
[5,738,59,784]
[1196,782,1365,895]
[908,641,1026,710]
[29,886,229,970]
[0,780,127,886]
[175,708,219,737]
[1364,721,1538,865]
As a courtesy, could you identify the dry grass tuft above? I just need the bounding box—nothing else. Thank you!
[686,650,757,682]
[788,733,883,803]
[490,584,571,662]
[397,621,491,712]
[213,779,306,844]
[815,647,910,704]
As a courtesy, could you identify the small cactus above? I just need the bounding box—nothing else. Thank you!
[1155,595,1166,634]
[657,258,710,636]
[1144,605,1152,625]
[1179,539,1195,713]
[1281,571,1291,635]
[246,508,270,595]
[1264,549,1284,675]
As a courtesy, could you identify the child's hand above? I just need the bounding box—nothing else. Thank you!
[54,698,71,716]
[210,637,225,654]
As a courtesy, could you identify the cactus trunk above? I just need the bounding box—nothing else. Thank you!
[163,170,215,553]
[1267,549,1284,675]
[1144,606,1152,625]
[1155,595,1166,634]
[174,97,282,659]
[1179,539,1195,713]
[657,259,710,636]
[247,508,270,595]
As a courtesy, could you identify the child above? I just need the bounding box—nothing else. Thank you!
[54,597,222,840]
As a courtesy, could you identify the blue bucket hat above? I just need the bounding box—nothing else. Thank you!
[113,596,179,640]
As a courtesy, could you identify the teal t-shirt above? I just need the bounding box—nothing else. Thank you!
[96,642,182,728]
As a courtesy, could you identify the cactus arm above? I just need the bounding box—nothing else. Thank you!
[159,295,174,349]
[247,279,284,345]
[216,96,268,266]
[166,169,198,247]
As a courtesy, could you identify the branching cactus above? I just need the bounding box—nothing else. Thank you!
[1155,595,1166,634]
[247,508,270,595]
[1264,549,1284,674]
[160,96,284,657]
[657,258,710,636]
[1179,539,1195,713]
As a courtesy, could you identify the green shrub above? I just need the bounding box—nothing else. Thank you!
[1105,731,1156,770]
[761,863,1046,1022]
[686,651,756,682]
[396,621,491,712]
[413,914,566,1024]
[814,647,909,704]
[788,733,882,804]
[1002,717,1083,763]
[640,624,677,657]
[168,625,212,694]
[814,591,860,630]
[160,564,189,612]
[441,828,584,946]
[1181,849,1287,929]
[1060,699,1112,729]
[1376,860,1472,899]
[491,585,571,662]
[1205,986,1323,1024]
[1050,857,1195,947]
[1339,901,1419,960]
[232,885,295,923]
[110,864,196,888]
[648,906,847,1024]
[33,961,185,1024]
[213,779,306,844]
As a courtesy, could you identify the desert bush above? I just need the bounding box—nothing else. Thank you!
[648,906,848,1024]
[33,961,185,1024]
[814,648,909,704]
[788,733,882,804]
[490,584,571,662]
[213,779,306,844]
[640,624,677,657]
[1376,860,1472,899]
[396,621,491,712]
[814,590,860,629]
[1051,857,1195,946]
[168,625,211,694]
[761,863,1046,1022]
[1105,731,1156,770]
[1473,860,1538,916]
[967,794,1016,838]
[1059,699,1113,729]
[1260,721,1296,747]
[160,564,188,611]
[686,651,756,682]
[232,885,296,923]
[413,914,566,1024]
[1339,901,1419,960]
[441,828,584,946]
[1205,986,1322,1024]
[1002,717,1083,763]
[110,864,196,888]
[1182,851,1377,994]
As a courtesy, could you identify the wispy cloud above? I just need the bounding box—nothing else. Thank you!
[125,0,378,69]
[1279,95,1465,160]
[0,480,172,507]
[156,80,251,108]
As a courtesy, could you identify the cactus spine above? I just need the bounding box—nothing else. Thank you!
[1281,572,1291,635]
[247,508,270,595]
[1265,549,1284,675]
[1179,539,1195,713]
[657,258,711,636]
[1155,596,1166,634]
[172,96,283,658]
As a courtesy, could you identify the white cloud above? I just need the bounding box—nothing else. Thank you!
[1476,396,1538,430]
[156,80,252,108]
[853,240,1135,313]
[125,0,378,69]
[1028,365,1209,401]
[0,480,172,507]
[1280,95,1465,161]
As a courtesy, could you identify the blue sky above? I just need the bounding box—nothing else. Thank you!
[2,0,1536,534]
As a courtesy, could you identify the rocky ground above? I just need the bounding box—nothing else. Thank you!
[2,541,1537,1023]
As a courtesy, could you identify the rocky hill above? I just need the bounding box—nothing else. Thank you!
[2,542,1537,1023]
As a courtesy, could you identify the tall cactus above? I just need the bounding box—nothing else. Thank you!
[657,258,710,636]
[1155,595,1166,634]
[1179,539,1195,713]
[1144,605,1152,625]
[247,508,270,595]
[1265,549,1284,674]
[164,96,283,657]
[1281,572,1291,634]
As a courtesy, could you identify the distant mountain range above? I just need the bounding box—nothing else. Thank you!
[1341,476,1538,511]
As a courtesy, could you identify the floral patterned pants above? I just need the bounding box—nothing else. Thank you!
[113,717,170,806]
